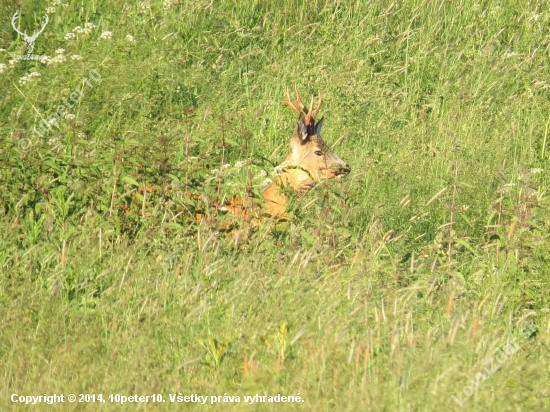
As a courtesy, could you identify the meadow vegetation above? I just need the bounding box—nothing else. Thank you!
[1,0,550,410]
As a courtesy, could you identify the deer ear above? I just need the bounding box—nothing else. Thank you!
[298,116,309,143]
[314,117,324,135]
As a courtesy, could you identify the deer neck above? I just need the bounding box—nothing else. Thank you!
[262,154,315,217]
[262,181,288,217]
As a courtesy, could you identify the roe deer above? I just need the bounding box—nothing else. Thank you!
[225,88,350,220]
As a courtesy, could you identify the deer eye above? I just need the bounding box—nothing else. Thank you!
[314,150,323,157]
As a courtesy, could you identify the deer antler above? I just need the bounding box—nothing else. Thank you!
[283,87,305,116]
[310,92,322,120]
[11,12,26,37]
[30,14,49,41]
[292,87,308,113]
[282,87,322,126]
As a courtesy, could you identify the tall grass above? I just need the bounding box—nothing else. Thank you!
[1,0,550,410]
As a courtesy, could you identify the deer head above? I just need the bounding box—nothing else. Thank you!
[11,11,49,54]
[280,87,350,187]
[262,88,350,216]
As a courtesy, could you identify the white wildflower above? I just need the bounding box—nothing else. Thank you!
[70,54,82,60]
[126,34,136,43]
[39,55,51,64]
[55,48,65,55]
[48,137,59,145]
[47,54,67,65]
[82,22,97,34]
[18,72,41,85]
[77,132,87,138]
[47,118,59,127]
[64,32,76,40]
[9,59,17,66]
[0,63,6,74]
[51,0,62,5]
[46,6,56,13]
[210,169,219,175]
[223,163,231,169]
[99,31,112,40]
[64,113,76,120]
[273,161,291,175]
[234,160,246,168]
[531,168,544,174]
[263,178,273,186]
[72,24,95,35]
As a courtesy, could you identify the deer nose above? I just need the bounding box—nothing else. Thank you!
[337,164,351,177]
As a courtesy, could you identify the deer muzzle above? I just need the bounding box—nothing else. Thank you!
[319,164,351,179]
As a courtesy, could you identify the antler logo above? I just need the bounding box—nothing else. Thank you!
[11,11,49,54]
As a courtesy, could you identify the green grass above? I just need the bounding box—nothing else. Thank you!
[1,0,550,410]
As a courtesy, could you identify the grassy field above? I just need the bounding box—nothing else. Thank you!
[1,0,550,410]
